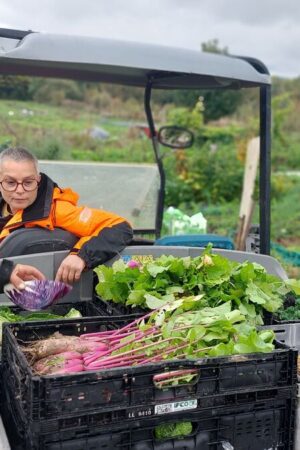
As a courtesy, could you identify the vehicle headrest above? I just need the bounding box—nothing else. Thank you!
[0,228,78,258]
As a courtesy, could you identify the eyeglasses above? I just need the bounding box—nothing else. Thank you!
[0,179,39,192]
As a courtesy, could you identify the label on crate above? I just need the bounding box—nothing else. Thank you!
[154,399,198,415]
[127,407,153,419]
[126,399,197,419]
[122,255,154,265]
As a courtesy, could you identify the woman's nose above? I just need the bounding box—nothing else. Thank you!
[15,183,25,193]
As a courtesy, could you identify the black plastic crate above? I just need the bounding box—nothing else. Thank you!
[4,383,296,437]
[1,317,298,426]
[272,317,300,325]
[95,295,145,318]
[3,392,296,450]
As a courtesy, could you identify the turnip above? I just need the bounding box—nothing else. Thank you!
[33,353,83,375]
[24,333,110,361]
[23,335,79,360]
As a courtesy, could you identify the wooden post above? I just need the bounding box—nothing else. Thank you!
[236,137,260,251]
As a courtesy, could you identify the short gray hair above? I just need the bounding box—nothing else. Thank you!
[0,147,39,172]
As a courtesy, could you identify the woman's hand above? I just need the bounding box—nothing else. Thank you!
[55,255,86,284]
[10,264,46,290]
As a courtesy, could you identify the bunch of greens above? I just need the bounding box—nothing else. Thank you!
[82,300,275,371]
[155,421,193,440]
[0,306,81,343]
[276,281,300,321]
[95,247,300,325]
[277,298,300,321]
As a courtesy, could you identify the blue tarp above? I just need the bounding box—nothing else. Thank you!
[271,243,300,267]
[155,234,234,250]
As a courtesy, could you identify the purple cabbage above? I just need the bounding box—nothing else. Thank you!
[4,280,72,311]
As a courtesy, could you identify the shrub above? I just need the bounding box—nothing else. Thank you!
[30,79,84,105]
[31,138,70,160]
[164,142,244,207]
[271,180,300,241]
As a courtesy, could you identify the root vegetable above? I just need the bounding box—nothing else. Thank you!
[23,334,110,361]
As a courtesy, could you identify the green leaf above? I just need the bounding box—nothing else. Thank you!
[126,289,146,306]
[155,422,193,440]
[112,259,127,273]
[208,342,234,356]
[233,330,274,354]
[238,302,257,319]
[286,279,300,295]
[147,263,169,277]
[145,294,168,309]
[155,310,166,327]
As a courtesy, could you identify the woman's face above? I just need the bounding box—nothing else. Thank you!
[0,159,41,214]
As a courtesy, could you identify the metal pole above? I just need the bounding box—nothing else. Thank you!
[259,85,271,254]
[144,82,165,239]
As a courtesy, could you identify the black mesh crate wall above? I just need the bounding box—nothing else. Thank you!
[3,392,296,450]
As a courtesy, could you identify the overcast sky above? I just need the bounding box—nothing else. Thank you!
[0,0,299,78]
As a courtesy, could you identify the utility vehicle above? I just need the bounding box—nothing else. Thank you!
[0,27,291,450]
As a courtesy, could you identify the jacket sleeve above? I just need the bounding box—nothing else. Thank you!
[0,259,14,292]
[54,202,133,268]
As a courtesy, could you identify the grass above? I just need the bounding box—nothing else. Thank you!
[0,99,129,142]
[0,99,151,162]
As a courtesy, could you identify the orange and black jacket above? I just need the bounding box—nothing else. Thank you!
[0,173,133,269]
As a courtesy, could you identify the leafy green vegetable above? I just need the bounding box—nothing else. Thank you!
[285,279,300,295]
[277,298,300,321]
[95,248,292,325]
[155,421,193,440]
[64,308,82,319]
[0,306,82,344]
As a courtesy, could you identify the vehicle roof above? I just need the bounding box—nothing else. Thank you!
[0,29,270,89]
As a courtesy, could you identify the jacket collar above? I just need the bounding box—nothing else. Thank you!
[0,173,57,223]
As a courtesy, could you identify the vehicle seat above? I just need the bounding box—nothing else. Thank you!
[0,228,78,258]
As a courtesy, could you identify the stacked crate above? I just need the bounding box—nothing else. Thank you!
[1,316,298,450]
[262,322,300,449]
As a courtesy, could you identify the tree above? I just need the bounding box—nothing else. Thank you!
[199,39,242,123]
[0,75,31,100]
[153,39,242,123]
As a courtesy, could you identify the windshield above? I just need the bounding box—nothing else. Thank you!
[39,161,160,232]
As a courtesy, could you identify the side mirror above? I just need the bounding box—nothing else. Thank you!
[157,126,194,149]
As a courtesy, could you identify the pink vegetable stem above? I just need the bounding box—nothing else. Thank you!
[89,336,182,367]
[109,309,160,337]
[153,369,199,383]
[85,353,146,370]
[80,330,121,339]
[82,327,159,366]
[139,338,208,365]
